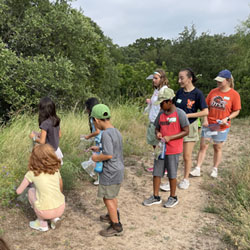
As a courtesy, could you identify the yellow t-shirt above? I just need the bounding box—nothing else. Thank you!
[25,170,65,210]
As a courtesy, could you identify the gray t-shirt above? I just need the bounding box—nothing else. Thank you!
[100,127,124,185]
[40,118,60,150]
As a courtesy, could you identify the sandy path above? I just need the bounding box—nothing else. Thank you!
[1,129,242,250]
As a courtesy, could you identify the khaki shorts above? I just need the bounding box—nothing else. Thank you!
[184,119,199,142]
[147,123,159,146]
[98,184,121,199]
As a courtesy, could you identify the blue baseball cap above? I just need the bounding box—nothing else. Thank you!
[214,69,231,82]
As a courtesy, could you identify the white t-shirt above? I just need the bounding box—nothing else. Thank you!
[148,86,168,123]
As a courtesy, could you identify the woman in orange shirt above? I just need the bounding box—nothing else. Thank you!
[190,69,241,178]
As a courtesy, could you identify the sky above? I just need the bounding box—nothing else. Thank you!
[71,0,250,46]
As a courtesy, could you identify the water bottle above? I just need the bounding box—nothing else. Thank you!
[94,161,103,173]
[158,140,166,160]
[81,158,95,178]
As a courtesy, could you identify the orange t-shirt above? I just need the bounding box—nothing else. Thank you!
[206,88,241,130]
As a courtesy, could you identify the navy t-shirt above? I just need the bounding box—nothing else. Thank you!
[175,88,207,124]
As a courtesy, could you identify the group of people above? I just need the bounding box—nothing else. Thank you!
[143,68,241,208]
[15,67,241,239]
[16,97,124,237]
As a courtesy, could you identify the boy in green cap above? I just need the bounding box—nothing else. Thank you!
[90,104,124,237]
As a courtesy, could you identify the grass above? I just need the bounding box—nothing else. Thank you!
[202,119,250,249]
[0,104,148,206]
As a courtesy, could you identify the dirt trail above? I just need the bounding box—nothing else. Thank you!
[1,129,242,250]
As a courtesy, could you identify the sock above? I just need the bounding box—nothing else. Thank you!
[213,167,218,171]
[196,167,200,170]
[154,195,160,200]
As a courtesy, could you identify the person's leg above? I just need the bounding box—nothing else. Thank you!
[213,143,223,168]
[196,138,210,168]
[153,176,161,197]
[183,142,195,179]
[169,178,177,197]
[28,188,48,229]
[104,198,119,223]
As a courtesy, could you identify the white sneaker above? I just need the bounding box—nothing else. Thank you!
[160,183,170,192]
[190,167,201,177]
[93,179,99,185]
[179,179,190,189]
[210,168,218,178]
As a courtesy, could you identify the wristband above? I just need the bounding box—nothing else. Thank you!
[227,117,231,122]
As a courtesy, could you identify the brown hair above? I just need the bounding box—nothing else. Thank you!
[154,69,169,89]
[28,144,61,176]
[0,238,10,250]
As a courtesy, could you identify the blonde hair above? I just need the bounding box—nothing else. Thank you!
[28,144,61,176]
[153,69,169,89]
[227,75,234,89]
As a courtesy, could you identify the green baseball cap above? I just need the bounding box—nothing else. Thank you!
[91,104,111,119]
[154,88,175,105]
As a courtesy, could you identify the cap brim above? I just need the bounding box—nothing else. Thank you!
[214,76,225,82]
[146,74,153,80]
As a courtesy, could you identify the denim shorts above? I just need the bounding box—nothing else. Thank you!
[201,126,230,143]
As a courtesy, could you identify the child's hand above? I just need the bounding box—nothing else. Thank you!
[29,132,35,139]
[84,135,90,140]
[156,132,162,140]
[163,136,171,143]
[89,146,100,152]
[146,99,151,104]
[92,154,99,162]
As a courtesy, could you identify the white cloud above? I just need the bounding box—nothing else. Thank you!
[71,0,250,46]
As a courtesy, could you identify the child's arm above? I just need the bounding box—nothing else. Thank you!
[16,177,30,195]
[59,177,63,192]
[163,126,189,142]
[59,128,62,138]
[84,128,100,140]
[29,129,46,144]
[92,153,112,162]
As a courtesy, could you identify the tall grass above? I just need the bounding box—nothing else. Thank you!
[203,119,250,249]
[0,104,149,206]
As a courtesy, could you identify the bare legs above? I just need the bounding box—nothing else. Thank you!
[154,176,176,197]
[183,141,196,179]
[103,198,118,223]
[196,138,224,169]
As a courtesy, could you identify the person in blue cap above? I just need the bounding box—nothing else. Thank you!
[190,69,241,178]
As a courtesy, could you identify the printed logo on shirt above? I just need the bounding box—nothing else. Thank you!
[224,96,230,100]
[176,99,182,103]
[187,99,195,109]
[210,96,227,110]
[160,117,177,125]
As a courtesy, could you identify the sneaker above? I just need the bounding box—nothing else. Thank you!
[93,179,99,185]
[164,196,179,208]
[160,183,170,192]
[143,195,162,206]
[210,168,218,178]
[179,179,190,189]
[146,167,153,172]
[100,210,120,223]
[50,217,61,230]
[29,220,49,232]
[190,167,201,177]
[99,222,123,237]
